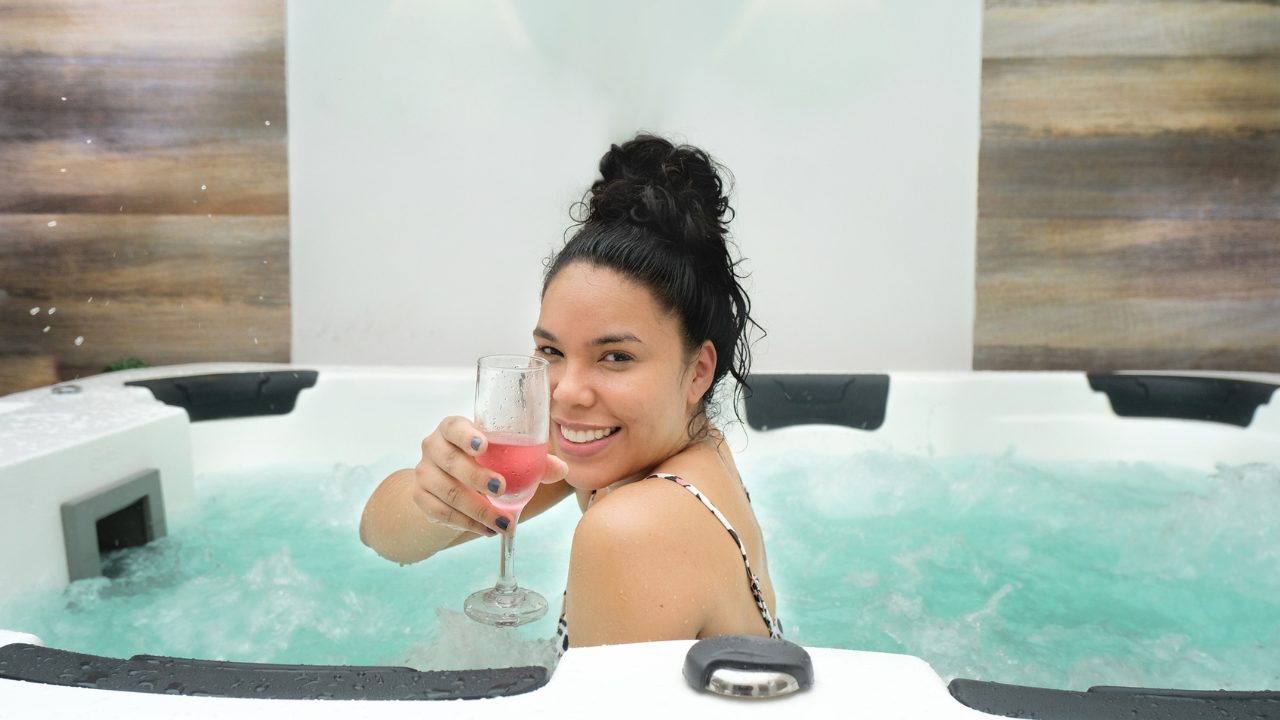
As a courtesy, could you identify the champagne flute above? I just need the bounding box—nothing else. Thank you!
[463,354,550,626]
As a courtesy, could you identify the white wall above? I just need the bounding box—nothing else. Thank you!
[288,0,983,372]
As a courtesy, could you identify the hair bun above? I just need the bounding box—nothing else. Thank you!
[586,134,732,249]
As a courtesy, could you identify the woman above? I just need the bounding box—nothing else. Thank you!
[360,134,780,650]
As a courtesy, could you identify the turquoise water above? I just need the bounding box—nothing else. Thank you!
[745,450,1280,691]
[1,460,575,670]
[2,451,1277,689]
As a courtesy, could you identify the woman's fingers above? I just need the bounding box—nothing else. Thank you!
[409,480,496,536]
[440,415,487,456]
[427,418,506,495]
[412,459,510,534]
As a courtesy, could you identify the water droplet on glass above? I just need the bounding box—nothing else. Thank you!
[29,307,40,315]
[86,138,92,144]
[201,184,207,191]
[74,336,84,346]
[47,220,57,227]
[61,96,67,101]
[87,297,93,303]
[254,337,259,345]
[48,307,56,315]
[265,120,271,126]
[60,168,66,173]
[43,326,51,333]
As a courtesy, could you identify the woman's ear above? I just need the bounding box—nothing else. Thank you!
[688,340,717,406]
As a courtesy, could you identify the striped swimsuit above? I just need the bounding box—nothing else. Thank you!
[554,472,783,657]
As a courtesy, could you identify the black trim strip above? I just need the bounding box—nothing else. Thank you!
[126,370,319,422]
[744,374,889,431]
[0,643,548,701]
[950,679,1280,720]
[1088,374,1277,428]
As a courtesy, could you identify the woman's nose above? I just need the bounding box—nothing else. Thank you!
[552,362,594,407]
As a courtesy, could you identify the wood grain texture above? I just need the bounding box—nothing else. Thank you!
[975,0,1280,371]
[977,219,1280,301]
[975,344,1280,372]
[983,56,1280,138]
[0,296,288,381]
[0,353,58,394]
[0,214,289,299]
[0,139,288,214]
[984,1,1280,59]
[0,0,288,395]
[979,136,1280,220]
[0,0,282,58]
[0,54,286,143]
[0,214,289,380]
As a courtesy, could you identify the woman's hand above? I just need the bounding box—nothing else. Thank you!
[360,416,570,565]
[411,416,550,535]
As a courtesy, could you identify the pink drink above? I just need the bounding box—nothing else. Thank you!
[478,433,548,513]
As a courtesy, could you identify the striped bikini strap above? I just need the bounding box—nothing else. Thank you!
[645,473,783,639]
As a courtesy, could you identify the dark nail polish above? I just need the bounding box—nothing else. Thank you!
[487,478,501,493]
[470,437,482,451]
[496,516,510,531]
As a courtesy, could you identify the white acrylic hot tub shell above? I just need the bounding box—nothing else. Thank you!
[2,364,1279,718]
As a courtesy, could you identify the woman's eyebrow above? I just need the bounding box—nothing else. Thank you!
[534,326,641,345]
[592,333,641,346]
[534,327,641,346]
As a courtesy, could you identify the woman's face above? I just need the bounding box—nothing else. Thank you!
[535,262,715,492]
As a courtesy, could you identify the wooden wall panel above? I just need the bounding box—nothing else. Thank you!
[983,57,1280,137]
[980,137,1280,220]
[0,0,287,393]
[975,0,1280,372]
[984,1,1280,59]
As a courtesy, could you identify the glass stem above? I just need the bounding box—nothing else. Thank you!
[496,516,519,594]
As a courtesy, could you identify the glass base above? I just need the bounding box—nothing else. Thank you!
[463,586,548,627]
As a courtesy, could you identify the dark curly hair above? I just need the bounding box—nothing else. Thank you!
[543,134,762,431]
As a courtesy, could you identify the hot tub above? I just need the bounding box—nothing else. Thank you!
[1,364,1278,719]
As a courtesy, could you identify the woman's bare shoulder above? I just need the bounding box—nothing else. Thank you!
[565,477,721,645]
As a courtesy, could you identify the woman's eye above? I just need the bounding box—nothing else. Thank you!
[536,345,563,358]
[602,351,634,363]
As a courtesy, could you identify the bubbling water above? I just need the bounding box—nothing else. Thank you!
[1,459,573,670]
[742,449,1280,691]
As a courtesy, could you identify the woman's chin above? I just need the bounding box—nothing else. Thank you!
[560,461,613,493]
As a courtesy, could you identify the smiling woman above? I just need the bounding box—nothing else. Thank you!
[360,134,779,652]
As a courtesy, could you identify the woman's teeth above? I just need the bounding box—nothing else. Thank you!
[561,425,617,443]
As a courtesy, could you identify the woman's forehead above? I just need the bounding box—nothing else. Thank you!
[537,264,676,340]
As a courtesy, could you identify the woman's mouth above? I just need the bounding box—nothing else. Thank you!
[556,423,620,455]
